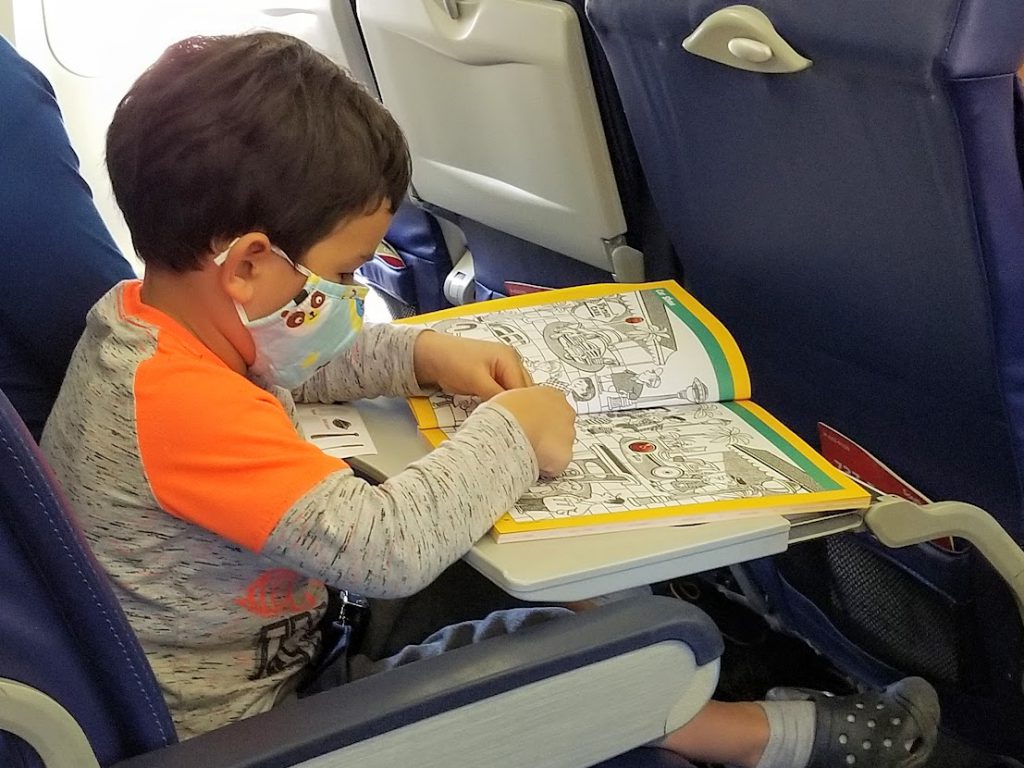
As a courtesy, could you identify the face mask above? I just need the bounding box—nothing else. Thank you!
[214,238,368,389]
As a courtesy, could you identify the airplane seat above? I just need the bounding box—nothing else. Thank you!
[450,214,616,302]
[0,384,177,767]
[355,0,678,305]
[358,200,455,316]
[323,0,456,317]
[587,0,1024,755]
[0,381,717,767]
[0,33,135,442]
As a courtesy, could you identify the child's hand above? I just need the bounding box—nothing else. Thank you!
[490,386,576,477]
[413,331,531,398]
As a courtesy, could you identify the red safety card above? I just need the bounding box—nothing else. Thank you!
[817,423,958,552]
[504,281,554,296]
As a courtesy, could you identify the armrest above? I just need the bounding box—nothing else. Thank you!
[865,497,1024,628]
[0,679,100,768]
[115,596,722,768]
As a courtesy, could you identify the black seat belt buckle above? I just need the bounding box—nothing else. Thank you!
[338,590,371,653]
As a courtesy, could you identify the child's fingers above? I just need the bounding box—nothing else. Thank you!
[493,352,531,390]
[475,378,506,400]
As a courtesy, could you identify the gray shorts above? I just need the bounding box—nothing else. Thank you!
[299,561,572,696]
[350,605,574,681]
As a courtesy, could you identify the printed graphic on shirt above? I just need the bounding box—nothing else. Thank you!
[237,569,325,680]
[235,568,324,618]
[251,609,323,680]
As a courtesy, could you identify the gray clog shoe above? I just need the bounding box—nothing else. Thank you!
[766,677,939,768]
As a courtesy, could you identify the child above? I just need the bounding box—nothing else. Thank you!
[41,32,938,767]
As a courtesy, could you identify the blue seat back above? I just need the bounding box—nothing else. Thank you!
[467,0,677,301]
[588,0,1024,527]
[588,0,1024,752]
[0,387,176,766]
[359,201,454,314]
[0,36,134,441]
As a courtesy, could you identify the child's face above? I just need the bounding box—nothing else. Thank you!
[248,202,392,320]
[302,202,393,286]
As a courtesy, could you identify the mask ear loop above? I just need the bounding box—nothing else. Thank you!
[214,238,298,272]
[210,237,251,323]
[270,244,313,278]
[269,244,368,301]
[212,237,241,267]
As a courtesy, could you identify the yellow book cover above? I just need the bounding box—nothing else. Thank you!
[398,281,869,542]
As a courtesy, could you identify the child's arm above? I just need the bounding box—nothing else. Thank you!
[121,343,570,600]
[261,402,537,598]
[295,323,426,403]
[295,323,531,404]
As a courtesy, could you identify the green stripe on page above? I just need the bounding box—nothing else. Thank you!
[652,288,733,401]
[721,402,841,490]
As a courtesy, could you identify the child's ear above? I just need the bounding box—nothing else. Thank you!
[217,233,273,304]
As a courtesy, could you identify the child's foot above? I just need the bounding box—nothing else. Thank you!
[767,677,939,767]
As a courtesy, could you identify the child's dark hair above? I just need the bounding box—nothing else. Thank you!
[106,32,410,271]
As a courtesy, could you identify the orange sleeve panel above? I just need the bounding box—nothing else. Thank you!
[134,328,347,552]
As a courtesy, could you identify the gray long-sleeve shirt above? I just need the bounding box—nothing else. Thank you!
[41,280,537,738]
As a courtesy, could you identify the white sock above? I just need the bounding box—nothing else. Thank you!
[754,700,816,768]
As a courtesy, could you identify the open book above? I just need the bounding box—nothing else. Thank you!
[399,281,870,542]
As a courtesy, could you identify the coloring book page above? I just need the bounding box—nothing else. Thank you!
[421,287,721,429]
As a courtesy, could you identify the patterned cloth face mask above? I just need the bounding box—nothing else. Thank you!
[213,238,368,389]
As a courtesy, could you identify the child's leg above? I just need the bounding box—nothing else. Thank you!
[659,677,939,768]
[359,560,534,659]
[659,700,772,767]
[349,606,574,680]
